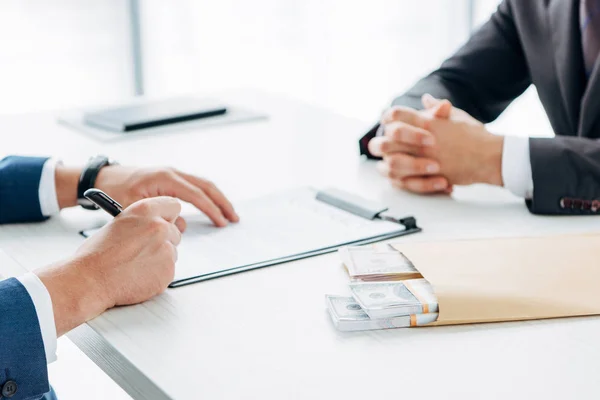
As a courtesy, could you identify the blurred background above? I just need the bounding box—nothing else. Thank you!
[0,1,552,398]
[0,0,551,135]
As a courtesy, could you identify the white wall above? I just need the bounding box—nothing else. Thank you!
[0,0,550,136]
[140,0,472,122]
[137,0,552,136]
[0,0,132,115]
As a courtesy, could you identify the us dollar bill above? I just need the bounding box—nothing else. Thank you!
[348,278,438,319]
[339,244,421,281]
[326,295,438,331]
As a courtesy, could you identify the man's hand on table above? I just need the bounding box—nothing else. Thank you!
[368,94,505,194]
[37,197,183,336]
[55,165,239,229]
[36,163,240,336]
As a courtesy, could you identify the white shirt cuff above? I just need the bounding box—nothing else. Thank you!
[17,273,58,364]
[501,136,534,199]
[39,158,62,217]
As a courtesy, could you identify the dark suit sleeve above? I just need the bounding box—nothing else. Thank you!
[527,137,600,214]
[0,278,50,400]
[0,156,51,224]
[360,0,531,159]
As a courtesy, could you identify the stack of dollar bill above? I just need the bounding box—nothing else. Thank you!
[327,245,439,331]
[338,244,422,281]
[326,295,438,332]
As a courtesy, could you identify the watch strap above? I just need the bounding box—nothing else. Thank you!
[77,156,112,210]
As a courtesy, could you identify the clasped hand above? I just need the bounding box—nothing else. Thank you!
[368,94,504,194]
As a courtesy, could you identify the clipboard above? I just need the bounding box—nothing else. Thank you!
[80,187,421,287]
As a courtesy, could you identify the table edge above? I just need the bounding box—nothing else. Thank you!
[67,324,172,400]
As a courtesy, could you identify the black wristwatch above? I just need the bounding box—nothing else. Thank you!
[77,155,118,210]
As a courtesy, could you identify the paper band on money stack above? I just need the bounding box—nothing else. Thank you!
[338,244,422,281]
[326,295,438,332]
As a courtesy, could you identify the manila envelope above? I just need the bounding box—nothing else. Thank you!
[391,234,600,326]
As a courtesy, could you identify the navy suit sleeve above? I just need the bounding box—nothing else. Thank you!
[0,156,50,224]
[0,278,50,400]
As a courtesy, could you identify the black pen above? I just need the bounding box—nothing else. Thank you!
[84,188,123,217]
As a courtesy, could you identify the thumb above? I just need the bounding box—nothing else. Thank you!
[422,94,452,119]
[432,100,452,119]
[422,93,440,109]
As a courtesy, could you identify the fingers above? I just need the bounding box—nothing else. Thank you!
[127,167,239,227]
[369,136,427,158]
[166,222,182,246]
[378,98,453,154]
[167,175,229,227]
[377,154,440,180]
[368,136,387,157]
[167,242,178,264]
[176,171,239,223]
[377,153,451,194]
[174,216,187,233]
[392,176,450,194]
[382,121,435,147]
[421,93,439,109]
[381,106,429,129]
[126,198,182,245]
[431,100,452,119]
[422,94,452,119]
[129,197,182,223]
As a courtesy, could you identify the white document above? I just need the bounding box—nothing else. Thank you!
[82,188,410,285]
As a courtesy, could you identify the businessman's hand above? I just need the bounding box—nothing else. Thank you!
[56,165,239,229]
[368,102,448,193]
[369,95,504,194]
[95,166,239,228]
[37,197,183,336]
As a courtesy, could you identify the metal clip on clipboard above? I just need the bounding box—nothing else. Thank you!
[315,188,418,231]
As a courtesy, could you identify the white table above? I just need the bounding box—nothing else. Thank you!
[2,90,600,400]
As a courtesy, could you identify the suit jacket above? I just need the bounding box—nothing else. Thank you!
[0,156,50,224]
[360,0,600,215]
[0,278,53,400]
[0,156,57,399]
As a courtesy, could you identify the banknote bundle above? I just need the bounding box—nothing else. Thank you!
[349,278,438,319]
[339,244,422,281]
[326,245,439,331]
[326,295,438,332]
